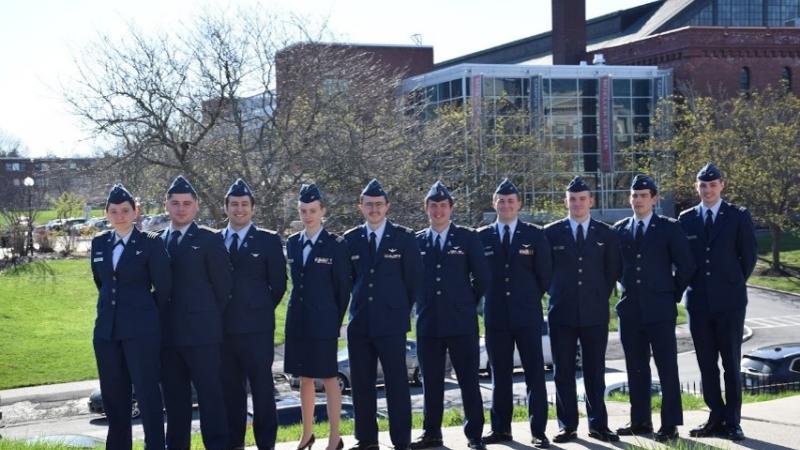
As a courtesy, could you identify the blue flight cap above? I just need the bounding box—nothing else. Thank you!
[106,183,134,206]
[631,174,657,193]
[299,183,323,203]
[361,178,388,199]
[494,178,520,196]
[225,178,253,200]
[696,163,722,182]
[425,180,453,203]
[167,175,197,196]
[566,176,590,193]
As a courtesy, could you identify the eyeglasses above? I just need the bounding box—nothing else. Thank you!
[362,201,387,209]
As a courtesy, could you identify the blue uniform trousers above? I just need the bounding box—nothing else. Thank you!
[486,326,548,435]
[222,333,276,450]
[161,344,229,450]
[619,317,683,427]
[348,334,411,448]
[417,334,484,440]
[94,336,163,450]
[550,323,608,431]
[689,307,746,426]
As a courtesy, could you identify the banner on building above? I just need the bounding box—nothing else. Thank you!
[599,76,612,172]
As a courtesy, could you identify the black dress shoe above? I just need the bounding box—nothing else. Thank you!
[724,425,746,441]
[616,422,654,435]
[348,443,379,450]
[552,429,577,443]
[408,434,443,449]
[654,426,679,442]
[588,428,620,442]
[297,434,316,450]
[689,421,725,437]
[531,434,550,449]
[467,438,487,450]
[482,432,513,444]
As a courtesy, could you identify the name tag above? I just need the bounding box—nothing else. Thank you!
[552,245,565,251]
[315,257,333,265]
[447,249,465,255]
[384,253,402,259]
[687,235,698,240]
[93,257,104,262]
[350,255,360,260]
[519,249,535,256]
[596,242,605,246]
[484,251,494,256]
[419,251,426,256]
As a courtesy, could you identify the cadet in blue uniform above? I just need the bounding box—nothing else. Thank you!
[478,178,552,449]
[678,163,757,441]
[343,179,423,450]
[410,181,490,450]
[285,184,351,450]
[219,179,287,450]
[544,176,621,443]
[613,175,696,442]
[91,184,171,450]
[160,176,233,450]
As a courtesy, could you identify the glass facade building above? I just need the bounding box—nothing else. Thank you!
[688,0,800,26]
[402,64,672,221]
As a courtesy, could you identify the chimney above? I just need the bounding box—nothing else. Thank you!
[552,0,586,65]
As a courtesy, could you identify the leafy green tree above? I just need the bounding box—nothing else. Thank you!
[638,85,800,273]
[53,192,85,220]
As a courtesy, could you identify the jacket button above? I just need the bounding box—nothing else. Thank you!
[436,264,441,269]
[505,263,509,268]
[505,277,510,282]
[112,276,116,281]
[435,277,441,282]
[706,247,711,252]
[111,300,116,306]
[578,281,583,285]
[506,291,511,296]
[300,284,304,289]
[436,290,442,295]
[578,269,583,273]
[636,279,641,284]
[636,267,641,271]
[578,257,583,261]
[636,254,642,259]
[706,259,710,264]
[111,288,116,293]
[368,296,373,301]
[706,271,711,276]
[370,269,375,274]
[368,283,373,288]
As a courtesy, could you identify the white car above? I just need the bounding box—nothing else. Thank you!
[576,372,662,401]
[479,320,570,374]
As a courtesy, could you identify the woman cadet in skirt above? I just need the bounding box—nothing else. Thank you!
[284,183,352,450]
[90,184,171,450]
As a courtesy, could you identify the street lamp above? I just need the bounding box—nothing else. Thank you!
[23,176,34,256]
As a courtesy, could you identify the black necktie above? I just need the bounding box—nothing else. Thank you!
[705,209,713,239]
[303,238,313,248]
[635,220,644,249]
[576,223,585,250]
[434,234,442,257]
[369,231,377,262]
[502,224,510,255]
[114,239,125,249]
[167,230,181,256]
[229,233,239,260]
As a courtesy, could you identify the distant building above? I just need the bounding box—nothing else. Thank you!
[0,157,111,209]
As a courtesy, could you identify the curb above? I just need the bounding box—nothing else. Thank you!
[742,325,753,343]
[0,380,98,406]
[747,283,800,299]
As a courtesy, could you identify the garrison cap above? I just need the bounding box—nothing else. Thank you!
[299,183,322,203]
[566,176,590,193]
[425,180,453,203]
[106,183,134,206]
[361,178,388,198]
[225,178,253,200]
[631,174,657,193]
[166,175,197,196]
[494,178,520,196]
[696,163,722,182]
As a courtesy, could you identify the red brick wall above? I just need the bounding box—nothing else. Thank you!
[590,27,800,97]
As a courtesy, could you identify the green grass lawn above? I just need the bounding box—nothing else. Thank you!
[0,258,291,389]
[608,389,800,412]
[749,231,800,293]
[0,209,105,227]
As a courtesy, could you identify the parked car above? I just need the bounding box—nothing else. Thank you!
[290,339,450,393]
[576,372,662,401]
[142,213,170,232]
[45,219,67,231]
[741,343,800,390]
[275,395,356,425]
[477,320,579,374]
[79,217,110,232]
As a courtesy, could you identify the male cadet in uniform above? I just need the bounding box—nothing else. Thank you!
[613,174,695,442]
[343,179,423,450]
[478,178,552,448]
[160,175,233,450]
[220,178,287,450]
[678,163,756,441]
[410,181,490,450]
[544,176,621,443]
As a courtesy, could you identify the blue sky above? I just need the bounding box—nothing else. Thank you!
[0,0,650,157]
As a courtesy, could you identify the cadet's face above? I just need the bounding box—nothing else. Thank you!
[298,200,325,229]
[566,191,594,221]
[224,196,254,229]
[696,179,724,206]
[105,202,136,234]
[425,199,452,229]
[358,195,389,226]
[629,189,657,217]
[493,194,521,223]
[165,193,199,227]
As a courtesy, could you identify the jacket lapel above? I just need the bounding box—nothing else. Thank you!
[709,202,730,243]
[114,228,140,272]
[303,229,327,272]
[373,222,394,268]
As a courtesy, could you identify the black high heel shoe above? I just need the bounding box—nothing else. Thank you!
[297,434,315,450]
[326,438,343,450]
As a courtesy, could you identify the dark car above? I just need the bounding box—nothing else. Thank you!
[741,343,800,391]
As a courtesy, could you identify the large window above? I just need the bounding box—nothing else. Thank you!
[740,67,751,91]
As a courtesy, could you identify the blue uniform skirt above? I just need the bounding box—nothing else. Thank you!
[284,336,338,379]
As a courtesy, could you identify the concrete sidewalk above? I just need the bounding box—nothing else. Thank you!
[273,396,800,450]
